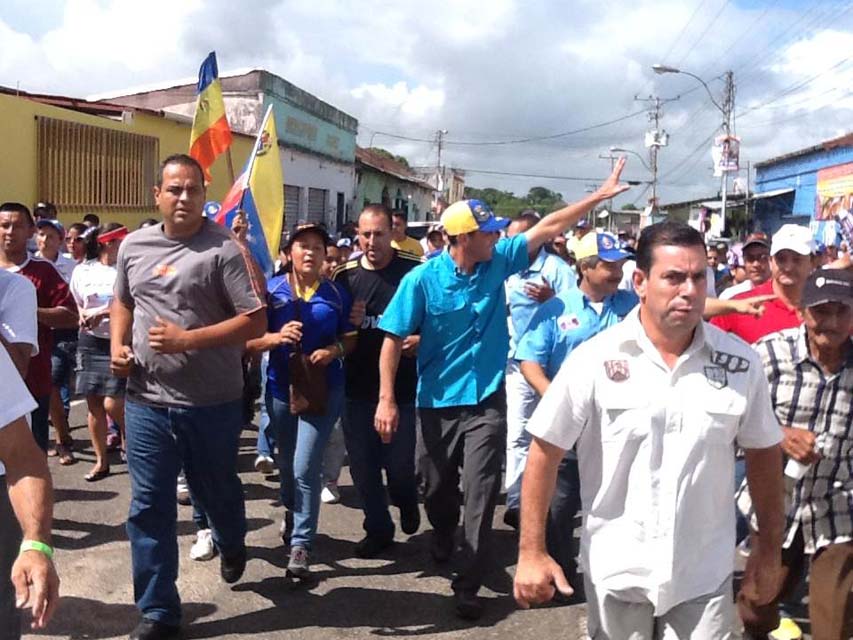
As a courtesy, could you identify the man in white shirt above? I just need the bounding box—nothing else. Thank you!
[514,221,785,638]
[0,269,38,376]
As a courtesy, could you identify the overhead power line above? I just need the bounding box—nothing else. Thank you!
[362,109,648,147]
[460,168,651,183]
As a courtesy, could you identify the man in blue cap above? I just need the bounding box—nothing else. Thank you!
[375,159,630,619]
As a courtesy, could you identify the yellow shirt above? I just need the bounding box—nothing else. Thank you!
[391,235,425,257]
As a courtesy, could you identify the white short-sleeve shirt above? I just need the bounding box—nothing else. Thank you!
[0,342,38,476]
[0,269,39,356]
[70,259,118,340]
[527,307,781,614]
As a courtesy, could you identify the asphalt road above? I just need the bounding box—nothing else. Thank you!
[25,401,815,640]
[25,400,588,640]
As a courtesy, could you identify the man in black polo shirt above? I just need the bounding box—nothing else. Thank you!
[333,204,422,558]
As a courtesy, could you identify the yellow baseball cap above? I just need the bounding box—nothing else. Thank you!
[440,199,510,236]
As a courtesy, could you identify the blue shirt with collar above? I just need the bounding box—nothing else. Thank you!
[266,276,354,401]
[505,247,576,358]
[515,285,638,379]
[379,233,530,408]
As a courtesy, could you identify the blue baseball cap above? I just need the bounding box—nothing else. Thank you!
[575,231,631,262]
[440,199,510,235]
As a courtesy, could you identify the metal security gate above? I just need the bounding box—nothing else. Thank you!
[307,188,327,225]
[284,185,301,229]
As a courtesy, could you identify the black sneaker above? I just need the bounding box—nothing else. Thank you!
[399,503,421,535]
[220,548,247,584]
[129,618,181,640]
[429,531,454,563]
[503,508,519,530]
[354,535,394,559]
[453,591,484,620]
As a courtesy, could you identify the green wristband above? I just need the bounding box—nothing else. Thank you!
[336,341,345,358]
[20,540,54,559]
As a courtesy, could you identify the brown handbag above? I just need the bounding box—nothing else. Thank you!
[287,279,328,416]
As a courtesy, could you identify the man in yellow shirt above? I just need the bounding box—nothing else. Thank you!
[391,212,425,257]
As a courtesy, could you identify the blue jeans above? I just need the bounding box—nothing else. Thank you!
[51,339,77,415]
[268,384,344,550]
[256,354,276,459]
[343,399,417,539]
[125,399,246,625]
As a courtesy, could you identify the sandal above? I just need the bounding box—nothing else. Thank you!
[56,443,76,466]
[84,467,110,482]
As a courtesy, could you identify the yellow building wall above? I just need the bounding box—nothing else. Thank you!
[0,92,254,230]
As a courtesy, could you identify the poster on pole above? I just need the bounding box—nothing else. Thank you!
[711,135,740,177]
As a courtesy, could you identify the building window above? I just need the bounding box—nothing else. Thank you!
[36,116,159,211]
[284,184,301,229]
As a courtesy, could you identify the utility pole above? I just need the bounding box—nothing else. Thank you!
[720,70,735,233]
[634,94,678,222]
[598,152,618,231]
[435,129,447,201]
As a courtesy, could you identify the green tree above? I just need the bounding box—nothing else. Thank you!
[367,147,411,169]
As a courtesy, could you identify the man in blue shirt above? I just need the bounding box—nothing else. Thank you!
[375,159,630,619]
[515,231,637,593]
[504,211,575,529]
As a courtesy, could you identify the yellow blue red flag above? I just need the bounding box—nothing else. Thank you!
[217,105,284,276]
[189,51,233,183]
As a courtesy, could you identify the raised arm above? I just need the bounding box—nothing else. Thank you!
[524,157,631,258]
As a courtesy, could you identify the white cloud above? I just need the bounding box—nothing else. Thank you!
[350,81,445,120]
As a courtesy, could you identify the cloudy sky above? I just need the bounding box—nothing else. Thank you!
[2,0,852,209]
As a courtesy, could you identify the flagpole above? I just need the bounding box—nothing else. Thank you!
[225,148,236,186]
[238,105,274,213]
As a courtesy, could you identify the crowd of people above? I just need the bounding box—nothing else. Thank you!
[0,153,850,640]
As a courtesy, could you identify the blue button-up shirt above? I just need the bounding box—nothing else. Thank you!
[505,248,575,358]
[379,234,529,408]
[515,286,638,379]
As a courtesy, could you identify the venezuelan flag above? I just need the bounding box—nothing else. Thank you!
[189,51,233,183]
[216,105,284,277]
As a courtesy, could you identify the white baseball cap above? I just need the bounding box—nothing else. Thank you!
[770,224,815,257]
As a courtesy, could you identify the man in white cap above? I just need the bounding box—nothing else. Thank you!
[375,159,630,619]
[712,224,814,344]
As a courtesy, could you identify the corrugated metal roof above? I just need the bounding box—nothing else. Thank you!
[754,132,853,168]
[356,147,435,190]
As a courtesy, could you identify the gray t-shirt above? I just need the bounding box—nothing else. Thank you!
[114,220,265,407]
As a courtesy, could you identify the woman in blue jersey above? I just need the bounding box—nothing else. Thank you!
[248,223,355,578]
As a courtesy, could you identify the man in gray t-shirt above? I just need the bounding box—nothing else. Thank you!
[111,154,266,640]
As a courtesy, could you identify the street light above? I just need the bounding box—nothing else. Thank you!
[653,63,735,234]
[652,64,725,115]
[610,146,652,173]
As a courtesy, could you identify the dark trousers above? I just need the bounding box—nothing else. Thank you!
[738,528,853,640]
[30,395,50,454]
[546,455,581,582]
[125,399,246,626]
[0,477,22,640]
[418,389,506,595]
[342,400,418,539]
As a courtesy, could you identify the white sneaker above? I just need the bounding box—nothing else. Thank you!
[254,455,276,476]
[190,528,216,561]
[320,482,341,504]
